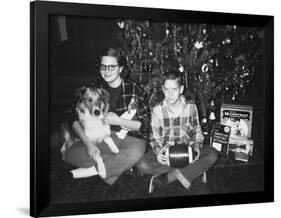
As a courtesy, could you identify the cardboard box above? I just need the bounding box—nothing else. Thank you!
[228,135,254,162]
[220,103,253,138]
[210,123,231,154]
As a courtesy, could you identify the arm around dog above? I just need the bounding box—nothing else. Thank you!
[104,112,141,131]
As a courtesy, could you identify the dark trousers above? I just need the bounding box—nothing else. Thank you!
[137,146,218,183]
[64,133,146,185]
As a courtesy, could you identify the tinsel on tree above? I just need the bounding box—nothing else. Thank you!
[116,20,264,122]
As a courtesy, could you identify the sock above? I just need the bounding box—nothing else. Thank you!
[167,170,177,183]
[70,166,98,179]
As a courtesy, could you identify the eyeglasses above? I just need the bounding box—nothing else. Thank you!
[100,64,119,72]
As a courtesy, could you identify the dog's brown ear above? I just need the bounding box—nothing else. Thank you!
[74,86,87,102]
[100,88,110,112]
[76,102,86,114]
[100,88,110,103]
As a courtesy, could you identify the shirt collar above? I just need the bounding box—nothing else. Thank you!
[162,95,188,116]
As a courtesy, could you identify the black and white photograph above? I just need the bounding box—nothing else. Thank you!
[50,14,266,202]
[29,0,274,217]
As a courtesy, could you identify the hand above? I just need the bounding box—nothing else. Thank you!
[86,143,101,161]
[157,145,170,166]
[104,112,121,126]
[193,142,201,161]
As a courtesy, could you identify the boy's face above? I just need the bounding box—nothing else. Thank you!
[162,79,184,105]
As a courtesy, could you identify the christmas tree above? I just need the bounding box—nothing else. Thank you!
[116,20,264,126]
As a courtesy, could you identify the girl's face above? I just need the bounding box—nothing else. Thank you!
[100,56,123,85]
[162,79,184,105]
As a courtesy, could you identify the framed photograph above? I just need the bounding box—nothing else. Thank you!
[30,0,274,217]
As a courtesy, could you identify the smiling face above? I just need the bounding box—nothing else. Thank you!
[162,79,184,105]
[100,56,123,87]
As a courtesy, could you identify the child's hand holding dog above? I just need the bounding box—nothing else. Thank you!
[105,112,142,132]
[104,112,121,126]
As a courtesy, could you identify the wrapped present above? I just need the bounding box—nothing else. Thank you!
[210,123,231,154]
[229,135,254,162]
[220,104,253,138]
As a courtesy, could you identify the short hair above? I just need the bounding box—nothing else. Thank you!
[162,70,183,86]
[98,47,126,67]
[96,47,129,79]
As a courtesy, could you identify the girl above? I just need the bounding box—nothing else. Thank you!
[64,48,149,185]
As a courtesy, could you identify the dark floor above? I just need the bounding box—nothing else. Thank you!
[50,136,264,204]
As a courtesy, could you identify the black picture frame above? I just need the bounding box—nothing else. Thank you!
[30,1,274,217]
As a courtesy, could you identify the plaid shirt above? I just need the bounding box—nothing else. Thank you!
[68,78,150,140]
[150,95,204,150]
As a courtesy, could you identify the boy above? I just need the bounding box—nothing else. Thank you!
[137,70,218,193]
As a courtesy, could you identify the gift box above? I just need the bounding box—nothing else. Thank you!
[220,103,253,138]
[228,135,254,162]
[210,123,231,154]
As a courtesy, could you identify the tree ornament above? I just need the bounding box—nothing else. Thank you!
[117,21,124,29]
[179,65,184,73]
[210,100,215,107]
[209,112,216,120]
[202,118,207,124]
[194,41,204,49]
[215,58,219,67]
[201,63,209,73]
[225,38,231,44]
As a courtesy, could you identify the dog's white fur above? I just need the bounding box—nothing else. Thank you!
[62,87,119,179]
[77,108,119,154]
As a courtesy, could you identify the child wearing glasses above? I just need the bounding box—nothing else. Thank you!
[64,48,149,185]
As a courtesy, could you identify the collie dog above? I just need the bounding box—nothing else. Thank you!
[61,86,119,178]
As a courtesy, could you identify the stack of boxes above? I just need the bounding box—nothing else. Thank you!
[220,104,254,162]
